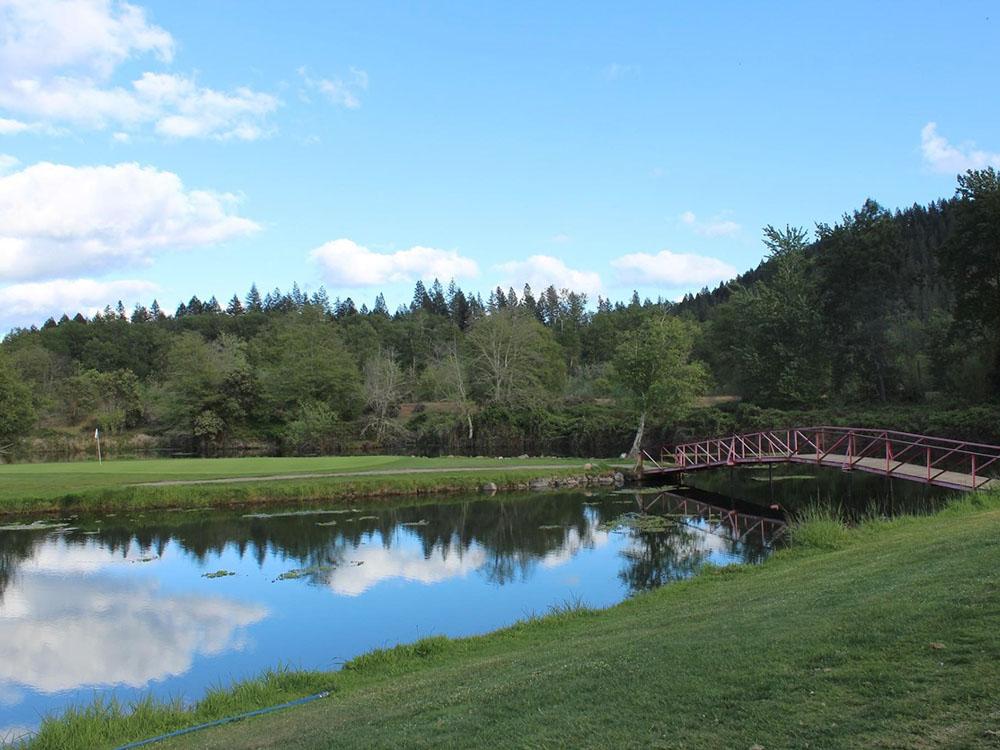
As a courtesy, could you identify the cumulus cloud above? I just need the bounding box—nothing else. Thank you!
[679,211,741,238]
[611,249,737,286]
[0,0,277,139]
[298,66,369,109]
[0,154,17,174]
[920,122,1000,174]
[0,278,158,325]
[0,161,259,281]
[0,0,173,78]
[0,117,31,134]
[311,239,479,286]
[495,255,602,296]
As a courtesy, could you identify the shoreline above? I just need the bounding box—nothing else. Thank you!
[0,462,621,518]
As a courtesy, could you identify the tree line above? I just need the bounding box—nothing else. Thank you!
[0,168,997,459]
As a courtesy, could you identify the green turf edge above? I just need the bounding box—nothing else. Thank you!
[15,490,1000,750]
[0,466,611,517]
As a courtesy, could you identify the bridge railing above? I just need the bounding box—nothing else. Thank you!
[660,426,1000,490]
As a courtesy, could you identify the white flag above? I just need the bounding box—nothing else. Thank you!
[94,427,100,440]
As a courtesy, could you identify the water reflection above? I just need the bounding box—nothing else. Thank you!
[0,570,266,692]
[0,491,777,734]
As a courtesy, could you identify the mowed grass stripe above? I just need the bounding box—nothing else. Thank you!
[0,455,596,510]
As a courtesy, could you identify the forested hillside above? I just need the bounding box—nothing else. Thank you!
[1,168,998,460]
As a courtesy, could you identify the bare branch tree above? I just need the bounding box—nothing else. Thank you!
[362,348,406,442]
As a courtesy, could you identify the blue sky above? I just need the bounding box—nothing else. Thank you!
[0,0,998,329]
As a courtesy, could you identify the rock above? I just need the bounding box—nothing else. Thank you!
[529,479,550,490]
[583,462,593,471]
[561,477,579,487]
[481,482,498,493]
[518,453,529,459]
[613,472,625,486]
[597,476,614,485]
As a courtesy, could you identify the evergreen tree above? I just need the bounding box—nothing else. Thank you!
[226,295,245,315]
[245,284,263,312]
[429,279,448,316]
[411,280,429,312]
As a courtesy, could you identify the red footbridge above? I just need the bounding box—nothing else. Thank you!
[642,426,1000,492]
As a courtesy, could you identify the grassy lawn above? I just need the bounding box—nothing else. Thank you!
[26,493,1000,749]
[0,455,598,514]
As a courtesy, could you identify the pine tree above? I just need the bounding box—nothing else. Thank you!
[310,286,331,312]
[411,280,429,312]
[373,293,389,316]
[429,279,447,316]
[226,294,245,315]
[245,284,263,312]
[131,304,150,323]
[150,300,163,320]
[449,288,470,330]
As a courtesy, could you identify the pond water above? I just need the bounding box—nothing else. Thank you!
[0,490,777,741]
[674,462,958,519]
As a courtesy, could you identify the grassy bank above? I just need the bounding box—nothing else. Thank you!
[0,455,602,516]
[20,492,1000,749]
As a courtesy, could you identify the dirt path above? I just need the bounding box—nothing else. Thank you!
[133,464,588,487]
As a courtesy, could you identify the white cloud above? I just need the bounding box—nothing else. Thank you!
[0,154,17,174]
[311,239,479,286]
[0,0,173,79]
[0,117,31,134]
[678,211,741,238]
[602,63,639,81]
[298,66,369,109]
[550,233,571,244]
[0,161,259,281]
[495,255,603,296]
[0,278,157,323]
[112,130,130,142]
[920,122,1000,174]
[0,0,277,139]
[612,249,737,286]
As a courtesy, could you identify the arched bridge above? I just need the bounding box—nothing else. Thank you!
[641,426,1000,492]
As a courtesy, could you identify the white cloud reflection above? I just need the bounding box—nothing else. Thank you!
[0,541,267,694]
[326,543,488,597]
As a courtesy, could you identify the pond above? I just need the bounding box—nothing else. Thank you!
[0,490,778,741]
[673,462,959,519]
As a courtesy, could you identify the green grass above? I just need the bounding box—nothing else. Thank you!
[20,492,1000,749]
[0,455,601,515]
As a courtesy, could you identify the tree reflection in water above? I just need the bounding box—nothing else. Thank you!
[0,491,778,601]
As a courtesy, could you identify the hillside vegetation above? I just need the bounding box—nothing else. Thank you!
[2,168,998,460]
